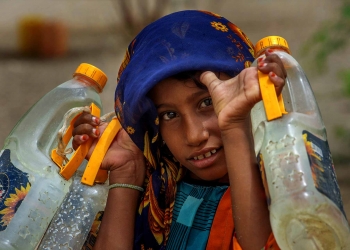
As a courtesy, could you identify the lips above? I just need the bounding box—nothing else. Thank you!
[188,147,222,169]
[190,147,222,161]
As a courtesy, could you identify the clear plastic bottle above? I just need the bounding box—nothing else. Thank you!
[0,63,107,249]
[38,116,121,250]
[38,166,108,250]
[251,36,350,249]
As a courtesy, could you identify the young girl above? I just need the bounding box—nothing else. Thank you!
[73,10,286,250]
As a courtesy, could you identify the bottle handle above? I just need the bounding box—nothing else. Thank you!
[258,70,288,121]
[81,117,122,186]
[51,103,101,180]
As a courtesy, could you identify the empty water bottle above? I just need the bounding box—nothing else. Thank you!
[0,63,107,249]
[251,36,350,249]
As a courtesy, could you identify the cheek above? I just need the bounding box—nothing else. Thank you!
[159,122,189,166]
[205,112,221,135]
[160,124,181,153]
[161,136,184,165]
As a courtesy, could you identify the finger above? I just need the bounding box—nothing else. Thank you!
[199,71,221,93]
[268,72,285,96]
[72,134,89,150]
[72,123,100,138]
[73,111,100,128]
[258,60,286,80]
[258,54,286,96]
[264,50,287,77]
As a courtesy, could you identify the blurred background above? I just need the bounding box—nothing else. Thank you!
[0,0,349,218]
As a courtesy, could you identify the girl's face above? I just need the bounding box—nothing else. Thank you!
[149,74,230,182]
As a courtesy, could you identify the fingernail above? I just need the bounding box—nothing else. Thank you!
[92,116,100,124]
[267,48,274,53]
[81,135,88,141]
[258,57,264,62]
[270,72,276,77]
[259,62,267,68]
[92,128,100,136]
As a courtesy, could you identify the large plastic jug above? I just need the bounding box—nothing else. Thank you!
[0,63,107,249]
[38,116,122,250]
[251,36,350,249]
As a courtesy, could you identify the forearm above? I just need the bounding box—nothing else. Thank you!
[222,120,271,249]
[94,170,142,249]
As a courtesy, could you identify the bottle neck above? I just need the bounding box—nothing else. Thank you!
[73,75,102,93]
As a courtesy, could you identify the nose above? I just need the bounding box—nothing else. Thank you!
[183,115,209,146]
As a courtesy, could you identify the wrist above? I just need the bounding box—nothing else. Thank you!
[108,160,145,187]
[220,117,251,138]
[109,183,144,192]
[220,119,255,156]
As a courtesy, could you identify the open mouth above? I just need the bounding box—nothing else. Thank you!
[192,148,220,160]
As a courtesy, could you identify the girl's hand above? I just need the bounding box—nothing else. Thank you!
[72,112,146,186]
[200,49,287,131]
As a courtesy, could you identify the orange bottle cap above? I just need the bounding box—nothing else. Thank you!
[73,63,108,92]
[254,36,290,58]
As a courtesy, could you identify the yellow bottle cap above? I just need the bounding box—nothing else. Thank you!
[254,36,290,58]
[73,63,108,92]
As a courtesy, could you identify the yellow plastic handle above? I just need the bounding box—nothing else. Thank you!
[51,103,100,180]
[258,70,287,121]
[81,117,122,186]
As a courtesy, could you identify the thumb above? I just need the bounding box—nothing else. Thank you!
[200,71,228,116]
[199,71,221,94]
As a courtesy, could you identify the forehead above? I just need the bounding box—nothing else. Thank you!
[149,78,202,103]
[148,72,231,104]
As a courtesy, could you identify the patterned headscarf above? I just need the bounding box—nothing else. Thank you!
[115,10,254,249]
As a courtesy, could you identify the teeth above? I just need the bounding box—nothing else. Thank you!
[193,149,218,160]
[205,151,212,157]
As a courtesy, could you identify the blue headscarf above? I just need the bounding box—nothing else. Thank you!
[115,10,255,249]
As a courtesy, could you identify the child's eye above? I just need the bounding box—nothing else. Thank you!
[161,111,177,121]
[200,97,212,108]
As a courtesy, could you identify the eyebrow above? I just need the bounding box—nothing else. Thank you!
[155,89,209,109]
[186,89,209,103]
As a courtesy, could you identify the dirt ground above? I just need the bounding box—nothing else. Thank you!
[0,0,349,223]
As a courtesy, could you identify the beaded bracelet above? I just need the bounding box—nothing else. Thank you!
[109,183,144,192]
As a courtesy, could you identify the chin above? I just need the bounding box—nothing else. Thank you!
[190,172,229,183]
